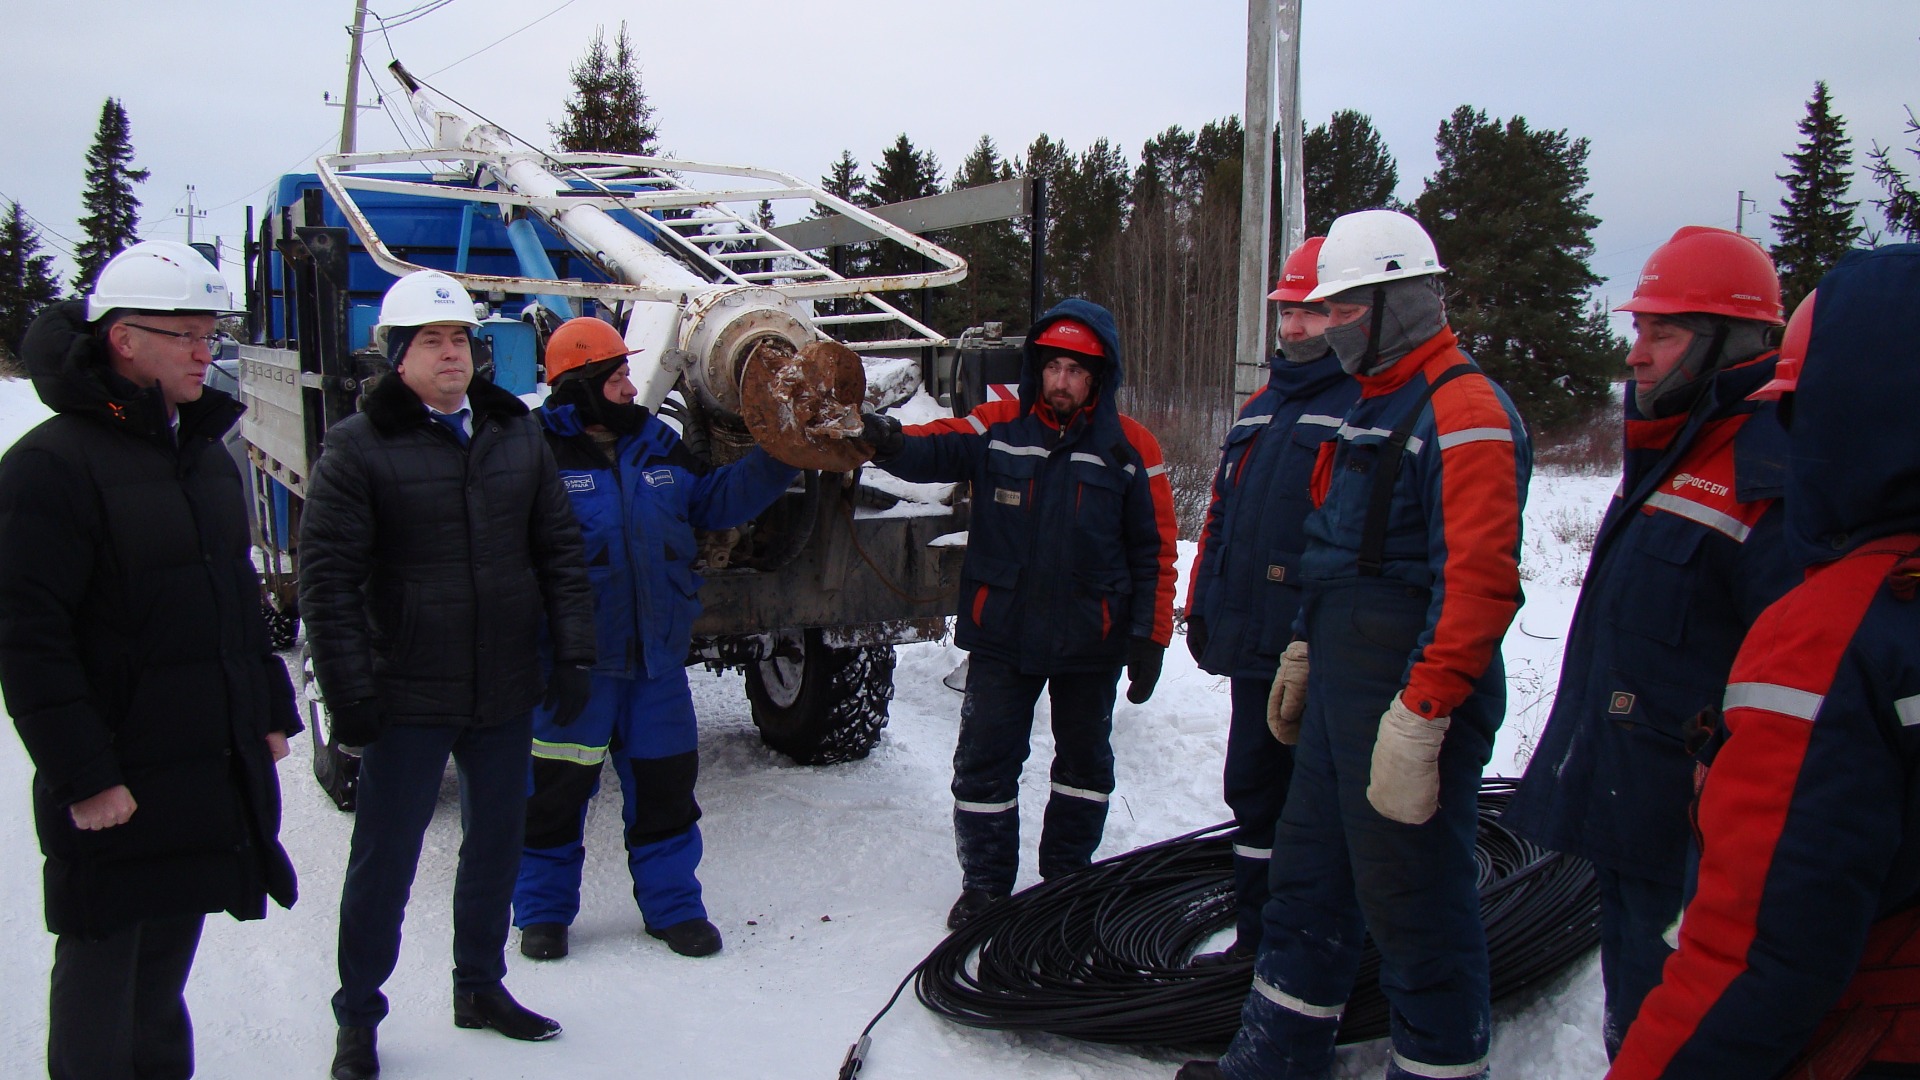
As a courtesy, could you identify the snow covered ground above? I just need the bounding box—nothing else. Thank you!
[0,374,1619,1079]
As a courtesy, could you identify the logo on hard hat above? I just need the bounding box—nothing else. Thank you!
[434,287,452,300]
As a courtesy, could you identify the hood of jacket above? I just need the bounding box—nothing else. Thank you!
[360,364,529,435]
[1786,243,1920,567]
[20,299,239,446]
[1020,298,1125,427]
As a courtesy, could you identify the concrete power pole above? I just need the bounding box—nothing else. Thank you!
[339,0,371,156]
[1235,0,1304,409]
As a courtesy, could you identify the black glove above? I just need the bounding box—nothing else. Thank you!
[858,412,904,463]
[328,698,383,748]
[543,663,593,727]
[1125,637,1165,705]
[1185,613,1210,666]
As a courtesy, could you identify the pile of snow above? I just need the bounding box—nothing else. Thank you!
[0,374,1615,1078]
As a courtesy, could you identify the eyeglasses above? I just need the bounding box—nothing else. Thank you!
[124,323,222,352]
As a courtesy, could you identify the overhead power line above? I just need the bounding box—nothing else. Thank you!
[427,0,579,77]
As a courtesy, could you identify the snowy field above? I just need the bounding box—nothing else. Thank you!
[0,375,1620,1079]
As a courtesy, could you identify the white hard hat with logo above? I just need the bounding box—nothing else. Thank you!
[1303,209,1445,302]
[86,239,237,322]
[373,270,483,349]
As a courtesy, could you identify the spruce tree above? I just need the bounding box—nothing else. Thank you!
[938,135,1027,331]
[0,201,62,356]
[1771,82,1863,308]
[72,97,148,294]
[1299,110,1399,237]
[551,23,659,156]
[1049,139,1131,301]
[1412,105,1623,433]
[1867,107,1920,240]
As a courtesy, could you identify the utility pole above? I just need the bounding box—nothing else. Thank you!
[338,0,371,156]
[175,185,207,245]
[1235,0,1278,409]
[1735,189,1758,236]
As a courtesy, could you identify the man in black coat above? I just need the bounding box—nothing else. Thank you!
[297,270,594,1080]
[0,240,301,1080]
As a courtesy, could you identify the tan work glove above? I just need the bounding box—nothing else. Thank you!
[1266,640,1311,744]
[1366,694,1450,824]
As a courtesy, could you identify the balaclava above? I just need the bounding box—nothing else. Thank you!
[551,357,647,434]
[1321,276,1448,376]
[1277,303,1333,364]
[1636,314,1774,419]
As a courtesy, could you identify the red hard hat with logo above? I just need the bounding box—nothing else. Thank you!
[1031,318,1105,358]
[1749,289,1815,401]
[545,317,640,385]
[1615,225,1785,325]
[1268,236,1327,302]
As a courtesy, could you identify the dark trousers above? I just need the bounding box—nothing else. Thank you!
[48,913,205,1080]
[333,714,532,1027]
[951,654,1119,896]
[1224,673,1294,951]
[1222,580,1500,1080]
[1597,866,1682,1059]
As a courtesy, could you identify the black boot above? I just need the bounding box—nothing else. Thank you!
[1188,940,1256,968]
[453,987,561,1041]
[945,888,1005,931]
[330,1025,378,1080]
[1175,1061,1226,1080]
[519,922,568,961]
[646,917,722,957]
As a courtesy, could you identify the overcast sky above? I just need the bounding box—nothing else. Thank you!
[4,0,1916,328]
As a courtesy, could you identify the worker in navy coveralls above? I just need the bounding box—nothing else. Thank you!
[511,316,797,962]
[1185,236,1358,964]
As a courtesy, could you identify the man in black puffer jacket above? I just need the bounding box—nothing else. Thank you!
[298,270,594,1079]
[0,241,300,1080]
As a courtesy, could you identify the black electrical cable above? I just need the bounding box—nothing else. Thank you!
[899,776,1597,1051]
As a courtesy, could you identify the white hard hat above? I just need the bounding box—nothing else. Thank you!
[373,270,482,348]
[1303,209,1445,302]
[86,239,237,322]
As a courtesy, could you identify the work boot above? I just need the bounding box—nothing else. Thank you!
[519,922,568,961]
[945,888,1004,931]
[1175,1061,1226,1080]
[452,987,561,1041]
[330,1025,378,1080]
[1188,940,1255,968]
[647,917,722,957]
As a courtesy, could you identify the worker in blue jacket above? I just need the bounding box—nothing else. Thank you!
[1185,236,1358,964]
[851,298,1179,932]
[1611,246,1920,1079]
[511,317,797,962]
[1503,226,1798,1057]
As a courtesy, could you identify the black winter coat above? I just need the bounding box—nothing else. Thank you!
[298,371,594,728]
[0,300,300,937]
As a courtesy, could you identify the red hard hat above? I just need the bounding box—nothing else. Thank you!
[1749,289,1814,401]
[1031,318,1105,358]
[1268,237,1327,302]
[545,317,640,384]
[1616,225,1785,325]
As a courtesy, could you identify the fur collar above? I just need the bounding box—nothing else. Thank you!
[360,370,529,435]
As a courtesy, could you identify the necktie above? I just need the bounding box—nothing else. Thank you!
[432,408,471,448]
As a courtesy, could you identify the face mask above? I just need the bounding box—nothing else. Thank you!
[1280,333,1332,364]
[1635,315,1774,418]
[1323,278,1447,375]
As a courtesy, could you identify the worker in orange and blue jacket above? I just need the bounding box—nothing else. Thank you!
[850,298,1178,932]
[1183,210,1530,1080]
[1503,226,1798,1058]
[1610,245,1920,1080]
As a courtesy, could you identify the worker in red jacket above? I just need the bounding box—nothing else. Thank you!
[1502,226,1796,1057]
[1611,245,1920,1079]
[1184,209,1530,1080]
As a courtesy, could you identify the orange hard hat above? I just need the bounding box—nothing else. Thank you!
[545,317,640,384]
[1749,289,1815,401]
[1616,226,1785,325]
[1031,318,1105,358]
[1268,237,1327,302]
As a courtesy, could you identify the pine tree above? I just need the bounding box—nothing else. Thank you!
[1771,81,1863,308]
[1299,110,1399,237]
[937,135,1027,331]
[0,201,62,357]
[1050,138,1130,301]
[867,134,944,306]
[1867,107,1920,241]
[551,23,659,156]
[1412,105,1623,433]
[72,97,148,294]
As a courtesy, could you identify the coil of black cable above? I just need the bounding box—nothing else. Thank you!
[912,776,1598,1049]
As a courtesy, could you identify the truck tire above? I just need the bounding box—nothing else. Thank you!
[746,629,895,765]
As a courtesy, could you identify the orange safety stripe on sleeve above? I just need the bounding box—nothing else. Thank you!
[1401,371,1524,718]
[904,397,1021,438]
[1120,413,1179,647]
[1608,550,1894,1080]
